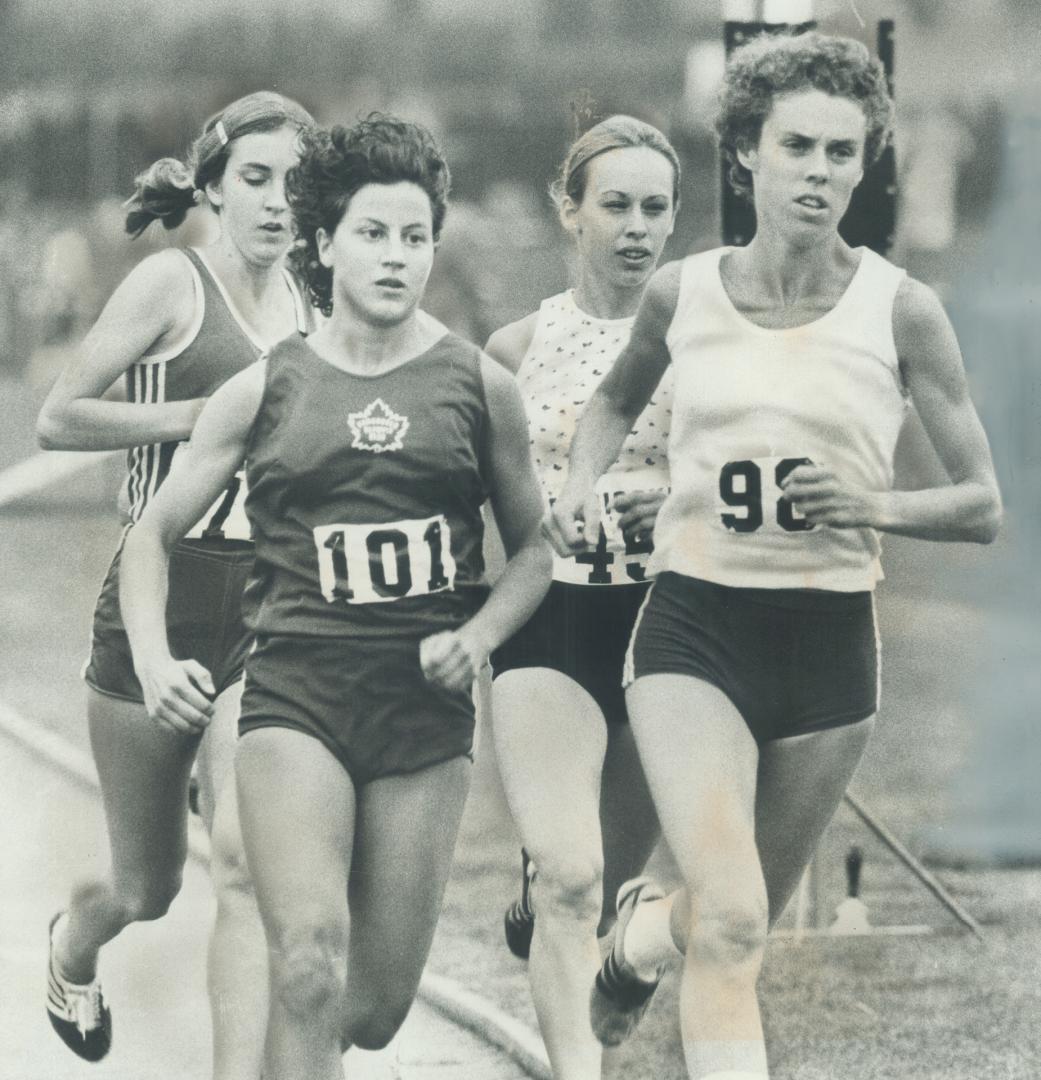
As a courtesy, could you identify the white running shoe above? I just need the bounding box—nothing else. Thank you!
[46,913,112,1062]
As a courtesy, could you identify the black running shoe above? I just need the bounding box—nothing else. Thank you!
[589,877,665,1047]
[46,913,112,1062]
[503,848,536,960]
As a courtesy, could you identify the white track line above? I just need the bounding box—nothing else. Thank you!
[421,972,551,1080]
[0,696,551,1079]
[0,450,120,510]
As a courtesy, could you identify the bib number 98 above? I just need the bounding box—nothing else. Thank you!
[719,457,814,533]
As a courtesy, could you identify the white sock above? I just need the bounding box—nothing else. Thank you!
[50,914,76,983]
[620,894,681,981]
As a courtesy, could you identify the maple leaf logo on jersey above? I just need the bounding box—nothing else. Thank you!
[348,398,410,453]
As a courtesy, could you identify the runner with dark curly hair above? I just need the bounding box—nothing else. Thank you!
[119,113,551,1080]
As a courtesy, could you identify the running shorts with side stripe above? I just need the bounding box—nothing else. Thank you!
[625,572,879,743]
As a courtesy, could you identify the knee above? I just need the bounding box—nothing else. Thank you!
[268,924,348,1020]
[531,851,604,926]
[348,1000,411,1051]
[113,869,183,923]
[687,893,768,967]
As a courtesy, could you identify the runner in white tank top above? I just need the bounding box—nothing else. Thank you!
[653,243,906,591]
[486,116,680,1080]
[545,34,1001,1080]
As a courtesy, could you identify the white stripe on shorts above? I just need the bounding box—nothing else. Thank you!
[621,578,658,689]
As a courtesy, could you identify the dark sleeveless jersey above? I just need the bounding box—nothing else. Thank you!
[124,248,310,539]
[244,331,492,637]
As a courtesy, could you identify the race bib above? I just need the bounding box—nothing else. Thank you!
[716,455,814,534]
[313,515,457,604]
[185,469,251,540]
[555,468,670,585]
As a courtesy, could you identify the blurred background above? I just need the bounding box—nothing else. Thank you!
[1,1,1039,1076]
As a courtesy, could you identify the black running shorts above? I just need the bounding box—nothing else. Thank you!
[239,632,476,785]
[490,580,651,725]
[84,530,255,704]
[626,572,879,743]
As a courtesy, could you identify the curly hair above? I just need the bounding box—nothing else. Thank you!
[551,113,681,211]
[717,31,892,201]
[286,114,451,317]
[123,91,315,238]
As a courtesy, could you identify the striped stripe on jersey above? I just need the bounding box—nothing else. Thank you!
[125,360,171,523]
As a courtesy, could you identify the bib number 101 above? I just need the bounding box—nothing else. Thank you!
[719,457,814,533]
[313,515,456,604]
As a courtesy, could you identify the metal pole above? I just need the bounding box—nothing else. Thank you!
[843,791,985,941]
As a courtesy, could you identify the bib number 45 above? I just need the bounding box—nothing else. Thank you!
[314,515,456,604]
[719,457,814,533]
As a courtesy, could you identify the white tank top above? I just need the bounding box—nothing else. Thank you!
[650,246,908,592]
[515,290,672,585]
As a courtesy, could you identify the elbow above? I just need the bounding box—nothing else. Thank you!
[35,405,82,451]
[971,490,1003,545]
[35,410,67,451]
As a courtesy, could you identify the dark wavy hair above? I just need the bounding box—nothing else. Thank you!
[551,112,681,211]
[286,114,451,317]
[717,31,892,201]
[123,91,315,238]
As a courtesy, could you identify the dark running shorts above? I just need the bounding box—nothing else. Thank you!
[238,632,476,785]
[490,580,651,725]
[84,530,255,704]
[625,572,879,743]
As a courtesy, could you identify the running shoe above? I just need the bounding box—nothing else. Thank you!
[503,848,536,959]
[46,913,111,1062]
[589,876,666,1046]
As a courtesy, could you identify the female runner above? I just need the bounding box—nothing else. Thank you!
[546,32,1001,1080]
[486,114,678,1079]
[119,115,550,1080]
[38,91,314,1079]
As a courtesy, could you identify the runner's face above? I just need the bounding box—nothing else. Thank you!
[565,145,675,290]
[208,126,299,267]
[317,182,435,327]
[740,88,867,238]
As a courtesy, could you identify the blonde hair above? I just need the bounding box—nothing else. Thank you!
[550,113,681,210]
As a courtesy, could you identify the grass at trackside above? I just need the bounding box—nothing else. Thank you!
[433,761,1041,1079]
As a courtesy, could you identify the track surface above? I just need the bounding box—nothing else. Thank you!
[0,715,537,1080]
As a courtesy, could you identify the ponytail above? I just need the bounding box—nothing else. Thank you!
[123,157,198,239]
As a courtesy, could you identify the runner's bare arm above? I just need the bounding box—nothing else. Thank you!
[783,278,1002,542]
[483,311,539,375]
[545,261,680,554]
[420,356,550,693]
[120,361,265,677]
[36,250,207,451]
